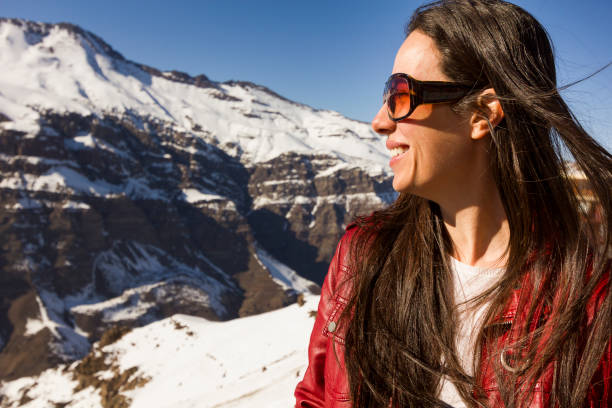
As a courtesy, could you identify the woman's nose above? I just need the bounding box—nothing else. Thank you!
[372,104,396,136]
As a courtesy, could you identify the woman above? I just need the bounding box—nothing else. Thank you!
[295,1,611,407]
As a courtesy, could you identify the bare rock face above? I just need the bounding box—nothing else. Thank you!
[248,152,394,284]
[0,113,254,379]
[0,290,61,381]
[0,110,394,380]
[0,19,395,382]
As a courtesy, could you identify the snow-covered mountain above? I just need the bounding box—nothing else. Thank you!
[0,17,394,389]
[0,19,388,166]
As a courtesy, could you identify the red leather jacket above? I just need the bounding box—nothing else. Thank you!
[294,224,611,407]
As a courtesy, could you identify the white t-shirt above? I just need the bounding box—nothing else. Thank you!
[438,257,505,408]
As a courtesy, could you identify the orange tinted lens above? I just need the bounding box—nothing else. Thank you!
[389,93,411,119]
[386,76,411,119]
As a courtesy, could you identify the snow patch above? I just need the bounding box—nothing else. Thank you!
[24,295,58,336]
[64,132,130,158]
[254,246,316,294]
[181,188,225,203]
[7,196,43,210]
[62,200,91,210]
[253,191,385,210]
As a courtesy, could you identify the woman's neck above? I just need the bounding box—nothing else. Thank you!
[439,175,509,269]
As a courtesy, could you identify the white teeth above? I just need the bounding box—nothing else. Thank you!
[390,146,408,157]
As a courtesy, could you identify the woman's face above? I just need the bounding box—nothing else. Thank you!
[372,31,478,202]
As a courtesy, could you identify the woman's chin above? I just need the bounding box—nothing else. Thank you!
[392,177,413,194]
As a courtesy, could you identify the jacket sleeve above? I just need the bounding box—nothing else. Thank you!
[294,230,351,407]
[586,265,611,407]
[589,338,611,407]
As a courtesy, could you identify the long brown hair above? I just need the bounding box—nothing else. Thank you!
[340,1,611,407]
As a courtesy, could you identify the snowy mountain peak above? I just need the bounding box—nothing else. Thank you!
[0,17,126,63]
[0,18,389,167]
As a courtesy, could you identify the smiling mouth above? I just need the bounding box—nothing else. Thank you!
[390,146,409,157]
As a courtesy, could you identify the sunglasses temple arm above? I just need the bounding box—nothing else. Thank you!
[420,83,471,104]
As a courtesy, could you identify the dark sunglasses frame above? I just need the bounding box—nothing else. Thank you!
[383,73,473,122]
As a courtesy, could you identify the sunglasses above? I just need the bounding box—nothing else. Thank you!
[383,73,472,122]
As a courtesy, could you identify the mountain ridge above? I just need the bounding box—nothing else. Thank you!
[0,17,366,125]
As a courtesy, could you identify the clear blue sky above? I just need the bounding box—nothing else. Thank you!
[3,0,612,150]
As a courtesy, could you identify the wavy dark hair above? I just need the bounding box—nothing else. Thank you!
[339,1,611,407]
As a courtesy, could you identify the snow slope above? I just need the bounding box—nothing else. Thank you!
[0,295,320,408]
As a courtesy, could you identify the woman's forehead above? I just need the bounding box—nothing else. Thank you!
[392,30,449,82]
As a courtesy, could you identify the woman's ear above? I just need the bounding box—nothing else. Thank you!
[470,88,504,140]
